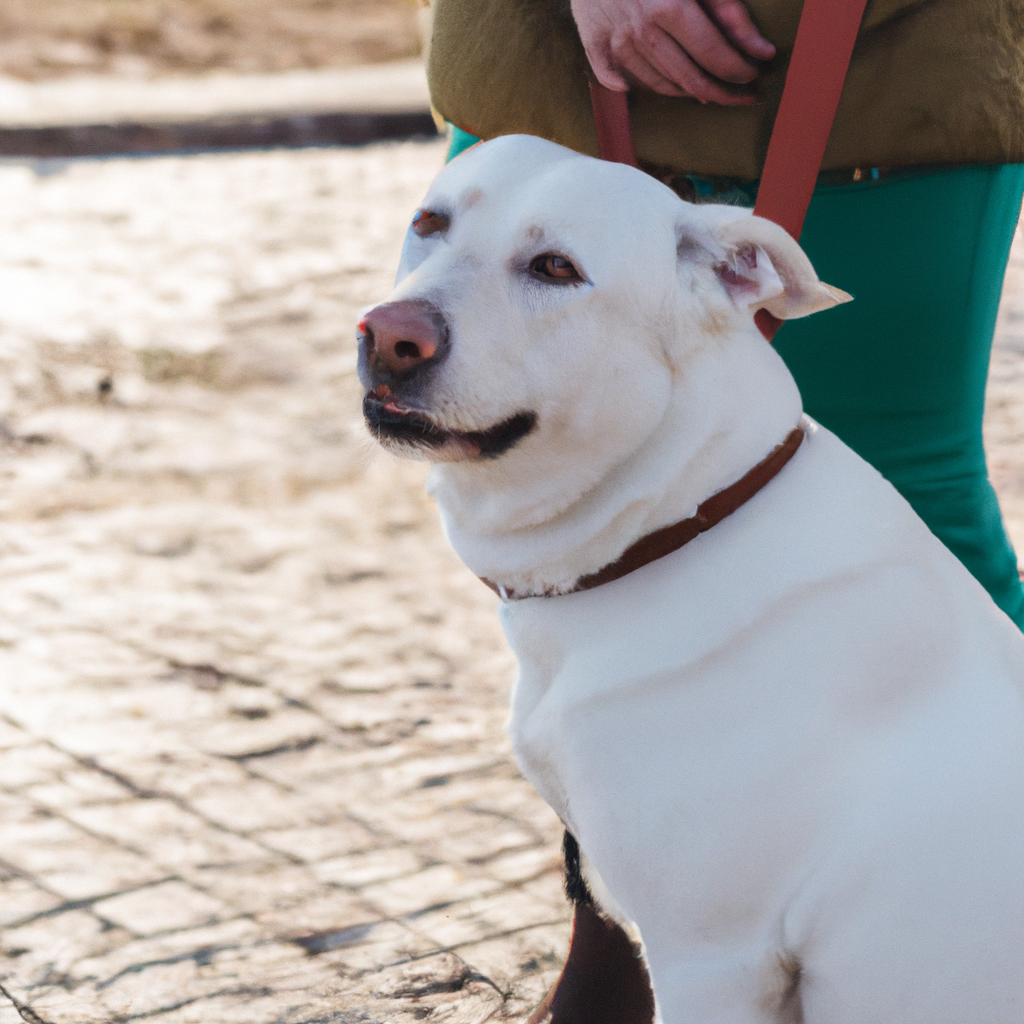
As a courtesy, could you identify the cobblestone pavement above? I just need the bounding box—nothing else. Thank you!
[0,140,1022,1024]
[0,139,566,1024]
[987,236,1024,546]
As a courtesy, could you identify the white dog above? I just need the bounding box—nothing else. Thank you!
[358,134,1024,1024]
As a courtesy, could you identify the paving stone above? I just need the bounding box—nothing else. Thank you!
[93,879,228,935]
[25,767,137,809]
[359,864,504,920]
[4,993,113,1024]
[187,860,324,915]
[0,791,42,826]
[311,846,423,889]
[418,820,541,866]
[0,818,163,900]
[64,798,269,870]
[189,706,327,761]
[0,908,133,994]
[0,873,64,929]
[0,1002,25,1024]
[255,887,381,935]
[72,917,266,986]
[253,819,379,862]
[188,779,317,833]
[0,719,34,751]
[317,919,438,975]
[455,923,570,1016]
[484,845,563,886]
[409,887,566,950]
[0,742,79,789]
[96,748,259,802]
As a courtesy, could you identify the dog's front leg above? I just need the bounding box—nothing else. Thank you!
[527,832,657,1024]
[644,938,804,1024]
[530,833,801,1024]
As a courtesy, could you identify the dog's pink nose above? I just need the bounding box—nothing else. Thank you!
[360,301,444,378]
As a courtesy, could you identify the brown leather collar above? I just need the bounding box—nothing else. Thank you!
[482,426,804,601]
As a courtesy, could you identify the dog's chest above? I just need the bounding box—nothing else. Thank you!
[501,575,843,943]
[495,432,994,934]
[497,537,856,919]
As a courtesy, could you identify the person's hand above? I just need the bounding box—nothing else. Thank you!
[570,0,776,105]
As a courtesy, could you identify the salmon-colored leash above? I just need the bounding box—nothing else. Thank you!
[589,82,639,167]
[590,0,870,340]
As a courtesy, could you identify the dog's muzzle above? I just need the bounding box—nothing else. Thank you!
[358,298,536,460]
[363,390,537,461]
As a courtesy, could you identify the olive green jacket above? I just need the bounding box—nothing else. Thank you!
[427,0,1024,178]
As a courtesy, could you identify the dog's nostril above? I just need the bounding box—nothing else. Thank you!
[394,340,422,360]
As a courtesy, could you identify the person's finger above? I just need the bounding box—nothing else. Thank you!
[583,39,633,92]
[701,0,776,61]
[650,0,759,84]
[570,0,631,90]
[616,46,689,96]
[638,26,756,103]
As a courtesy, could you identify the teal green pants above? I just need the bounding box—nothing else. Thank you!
[446,128,1024,628]
[780,166,1024,629]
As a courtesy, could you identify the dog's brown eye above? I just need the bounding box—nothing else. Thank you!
[412,209,449,237]
[529,253,583,284]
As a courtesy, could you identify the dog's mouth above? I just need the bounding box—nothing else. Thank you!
[363,387,537,461]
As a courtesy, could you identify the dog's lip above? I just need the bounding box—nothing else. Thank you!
[382,397,416,416]
[367,388,442,429]
[370,385,422,415]
[362,389,537,460]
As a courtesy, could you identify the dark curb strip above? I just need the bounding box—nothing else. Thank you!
[0,108,439,158]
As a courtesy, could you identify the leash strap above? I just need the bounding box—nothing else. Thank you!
[753,0,870,240]
[589,0,870,339]
[589,81,638,167]
[751,0,869,338]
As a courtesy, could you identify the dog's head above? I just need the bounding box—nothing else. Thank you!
[358,135,848,536]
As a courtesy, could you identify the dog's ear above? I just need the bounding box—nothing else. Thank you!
[715,215,852,320]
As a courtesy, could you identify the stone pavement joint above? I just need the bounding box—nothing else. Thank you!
[0,980,51,1024]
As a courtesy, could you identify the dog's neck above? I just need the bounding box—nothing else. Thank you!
[428,331,804,598]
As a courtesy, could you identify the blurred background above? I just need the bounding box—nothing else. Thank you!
[0,0,420,77]
[0,5,1021,1024]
